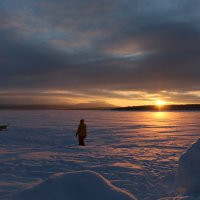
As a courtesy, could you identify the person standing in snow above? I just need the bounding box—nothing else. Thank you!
[76,119,87,146]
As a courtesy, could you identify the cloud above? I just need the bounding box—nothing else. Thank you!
[0,0,200,105]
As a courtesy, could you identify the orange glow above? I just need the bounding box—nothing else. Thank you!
[155,100,166,106]
[153,111,168,119]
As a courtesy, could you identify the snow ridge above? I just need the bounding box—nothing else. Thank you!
[177,138,200,193]
[9,170,137,200]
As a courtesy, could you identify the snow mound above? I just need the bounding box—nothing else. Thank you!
[9,170,137,200]
[177,138,200,192]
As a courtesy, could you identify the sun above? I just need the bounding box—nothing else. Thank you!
[155,100,165,106]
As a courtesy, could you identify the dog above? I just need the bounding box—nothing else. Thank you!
[0,124,9,131]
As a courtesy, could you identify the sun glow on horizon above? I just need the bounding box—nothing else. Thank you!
[155,100,166,107]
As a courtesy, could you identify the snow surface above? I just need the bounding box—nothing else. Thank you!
[8,170,136,200]
[158,197,198,200]
[0,110,200,200]
[177,138,200,193]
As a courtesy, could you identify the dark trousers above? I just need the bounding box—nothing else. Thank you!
[79,136,86,146]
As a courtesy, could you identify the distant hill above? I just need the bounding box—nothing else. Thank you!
[0,103,115,110]
[69,101,115,110]
[113,104,200,111]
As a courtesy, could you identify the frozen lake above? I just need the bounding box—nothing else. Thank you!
[0,110,200,200]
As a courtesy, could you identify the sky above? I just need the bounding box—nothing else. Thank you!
[0,0,200,107]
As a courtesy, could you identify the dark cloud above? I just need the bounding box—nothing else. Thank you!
[0,0,200,105]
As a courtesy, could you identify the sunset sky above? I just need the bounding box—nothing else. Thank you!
[1,0,200,107]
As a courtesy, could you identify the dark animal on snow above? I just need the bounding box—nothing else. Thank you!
[0,124,9,131]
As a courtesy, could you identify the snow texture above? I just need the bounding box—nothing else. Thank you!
[159,197,199,200]
[8,170,136,200]
[1,110,200,200]
[177,138,200,193]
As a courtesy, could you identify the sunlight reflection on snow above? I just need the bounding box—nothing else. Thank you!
[0,110,200,200]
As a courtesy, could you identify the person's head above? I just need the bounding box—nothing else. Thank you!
[80,119,84,124]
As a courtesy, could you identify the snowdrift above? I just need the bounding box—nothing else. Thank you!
[177,138,200,192]
[9,170,137,200]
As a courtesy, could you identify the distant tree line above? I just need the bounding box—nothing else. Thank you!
[113,104,200,111]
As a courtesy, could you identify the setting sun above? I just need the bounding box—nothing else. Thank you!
[156,100,166,106]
